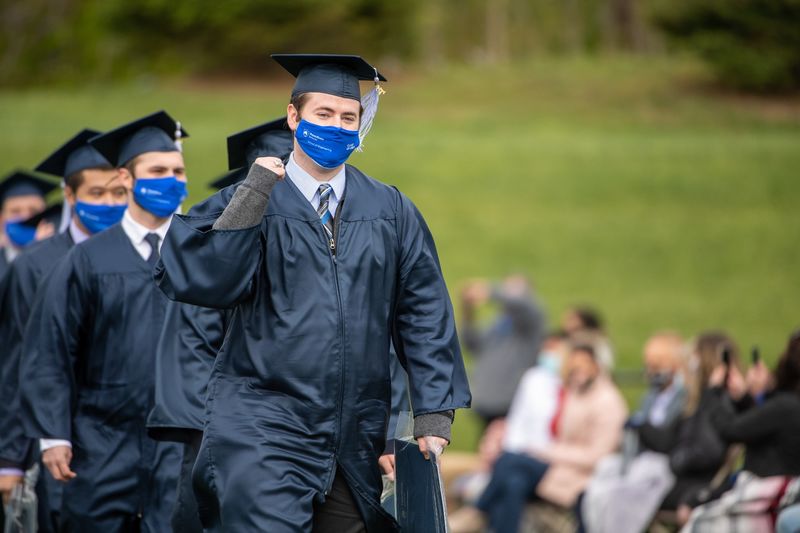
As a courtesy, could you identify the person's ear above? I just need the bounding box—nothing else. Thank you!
[63,186,77,207]
[286,103,299,131]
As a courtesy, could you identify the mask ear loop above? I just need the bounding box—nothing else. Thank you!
[357,67,385,152]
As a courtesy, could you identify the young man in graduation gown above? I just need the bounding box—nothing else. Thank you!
[0,130,127,530]
[0,170,57,527]
[155,54,471,532]
[146,117,293,533]
[19,111,187,532]
[0,171,58,278]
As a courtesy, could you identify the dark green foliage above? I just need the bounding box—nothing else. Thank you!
[0,0,419,86]
[653,0,800,91]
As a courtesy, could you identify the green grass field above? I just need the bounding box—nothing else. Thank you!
[2,55,798,451]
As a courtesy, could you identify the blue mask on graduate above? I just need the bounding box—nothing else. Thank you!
[132,176,187,217]
[4,220,37,248]
[75,201,127,234]
[295,119,360,169]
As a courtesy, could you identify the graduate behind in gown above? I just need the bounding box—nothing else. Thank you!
[155,54,471,532]
[0,129,126,532]
[19,110,188,532]
[0,171,59,278]
[146,116,293,533]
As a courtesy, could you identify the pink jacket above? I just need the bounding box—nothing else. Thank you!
[534,376,628,507]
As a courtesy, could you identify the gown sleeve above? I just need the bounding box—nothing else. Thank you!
[19,248,90,441]
[390,191,471,416]
[0,259,40,467]
[154,212,262,309]
[155,165,279,309]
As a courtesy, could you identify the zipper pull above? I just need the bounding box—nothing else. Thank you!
[329,238,336,253]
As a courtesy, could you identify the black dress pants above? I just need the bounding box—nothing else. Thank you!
[312,471,367,533]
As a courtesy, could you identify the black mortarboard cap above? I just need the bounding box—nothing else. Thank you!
[210,168,247,191]
[89,110,188,167]
[271,54,386,101]
[36,129,110,179]
[19,203,62,228]
[0,170,58,206]
[226,117,293,171]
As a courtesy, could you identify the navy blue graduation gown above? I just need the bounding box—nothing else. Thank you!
[147,184,236,443]
[19,224,180,532]
[0,232,74,469]
[0,232,74,533]
[155,165,471,532]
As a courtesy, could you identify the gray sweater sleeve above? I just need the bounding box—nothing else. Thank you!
[212,163,281,230]
[414,410,454,442]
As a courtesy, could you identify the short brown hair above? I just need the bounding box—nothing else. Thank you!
[289,93,364,121]
[290,93,312,117]
[123,156,141,178]
[65,165,114,192]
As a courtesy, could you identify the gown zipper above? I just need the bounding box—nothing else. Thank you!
[325,200,345,495]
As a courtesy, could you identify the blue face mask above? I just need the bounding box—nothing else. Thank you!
[133,176,187,218]
[539,351,562,376]
[75,201,127,234]
[4,220,37,248]
[295,119,360,169]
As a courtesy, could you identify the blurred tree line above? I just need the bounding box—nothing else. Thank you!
[1,0,798,91]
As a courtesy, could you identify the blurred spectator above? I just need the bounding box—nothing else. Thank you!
[681,329,800,531]
[641,332,735,510]
[582,332,734,532]
[561,305,615,371]
[631,331,688,430]
[461,275,546,426]
[503,330,570,456]
[449,338,627,533]
[445,332,569,510]
[561,305,604,335]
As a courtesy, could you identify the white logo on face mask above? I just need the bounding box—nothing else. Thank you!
[346,143,355,150]
[140,187,162,196]
[303,129,309,137]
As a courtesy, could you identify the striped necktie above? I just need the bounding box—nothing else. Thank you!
[317,184,334,240]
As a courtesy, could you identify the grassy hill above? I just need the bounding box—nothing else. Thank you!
[2,55,798,450]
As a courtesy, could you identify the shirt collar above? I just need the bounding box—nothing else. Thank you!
[286,152,346,203]
[121,209,170,245]
[69,218,91,245]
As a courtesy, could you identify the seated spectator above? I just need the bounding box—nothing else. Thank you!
[580,331,694,532]
[502,330,570,456]
[631,331,688,433]
[639,332,735,511]
[680,329,800,532]
[447,331,568,509]
[450,338,627,533]
[461,275,546,427]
